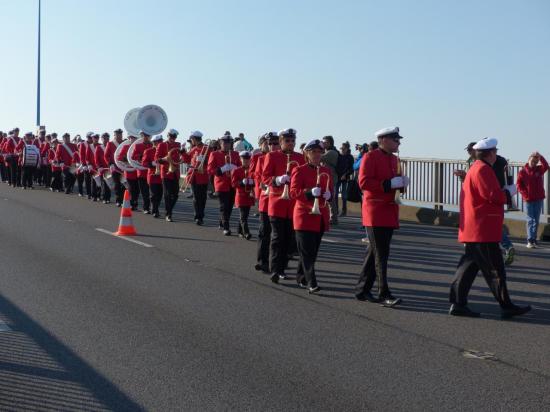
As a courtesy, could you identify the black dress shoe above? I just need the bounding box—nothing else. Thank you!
[355,292,380,303]
[244,233,252,240]
[270,273,279,284]
[197,219,204,226]
[501,305,531,319]
[297,280,307,288]
[153,212,160,218]
[143,210,151,215]
[449,304,481,318]
[166,216,173,222]
[223,229,231,236]
[308,286,321,294]
[381,296,402,308]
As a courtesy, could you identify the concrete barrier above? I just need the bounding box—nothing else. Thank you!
[341,199,550,241]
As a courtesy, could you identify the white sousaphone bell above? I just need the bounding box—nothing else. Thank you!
[122,105,168,171]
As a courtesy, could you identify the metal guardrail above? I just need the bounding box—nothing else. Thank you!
[400,157,550,221]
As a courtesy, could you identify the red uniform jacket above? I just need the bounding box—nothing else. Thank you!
[142,147,162,185]
[49,148,61,172]
[94,144,108,171]
[231,166,256,207]
[85,144,99,173]
[131,141,152,179]
[262,150,305,219]
[251,153,269,213]
[15,140,26,166]
[117,143,137,180]
[459,160,507,243]
[55,142,78,170]
[72,152,84,174]
[78,142,89,167]
[104,141,120,171]
[40,142,51,166]
[186,144,211,185]
[155,141,181,180]
[359,149,400,228]
[290,164,332,232]
[517,156,548,202]
[3,136,19,158]
[207,150,242,192]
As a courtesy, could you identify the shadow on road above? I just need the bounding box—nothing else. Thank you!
[0,295,144,411]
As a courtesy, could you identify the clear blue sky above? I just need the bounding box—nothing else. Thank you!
[1,0,549,161]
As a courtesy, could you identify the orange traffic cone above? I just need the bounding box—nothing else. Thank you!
[115,191,137,236]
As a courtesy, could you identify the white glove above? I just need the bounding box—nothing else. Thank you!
[196,155,205,162]
[247,178,255,185]
[152,161,158,167]
[390,176,405,189]
[241,178,249,185]
[220,164,237,173]
[322,190,331,200]
[504,184,517,196]
[402,176,410,187]
[275,174,290,186]
[59,162,65,167]
[311,187,321,197]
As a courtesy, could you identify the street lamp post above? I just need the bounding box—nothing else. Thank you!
[36,0,41,126]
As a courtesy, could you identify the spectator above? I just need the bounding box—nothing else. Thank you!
[337,141,354,216]
[234,133,253,152]
[353,143,370,173]
[321,135,340,224]
[517,152,548,248]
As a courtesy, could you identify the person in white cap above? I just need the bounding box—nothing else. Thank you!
[231,151,255,239]
[143,135,164,218]
[185,130,210,225]
[155,128,182,222]
[355,126,409,307]
[449,137,531,319]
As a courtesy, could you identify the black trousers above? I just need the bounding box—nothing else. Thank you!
[63,170,76,193]
[138,177,150,211]
[450,242,513,308]
[238,206,251,235]
[192,183,208,220]
[51,170,63,191]
[356,226,394,299]
[150,183,163,214]
[84,171,92,197]
[295,230,324,288]
[269,216,293,275]
[101,177,111,201]
[34,166,42,184]
[127,179,140,209]
[76,173,84,195]
[7,158,18,186]
[256,211,271,268]
[42,166,52,188]
[112,172,124,204]
[91,176,101,200]
[0,162,6,182]
[163,178,179,217]
[218,189,236,230]
[16,165,22,187]
[22,166,36,188]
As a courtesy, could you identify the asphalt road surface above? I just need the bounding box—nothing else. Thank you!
[0,184,549,411]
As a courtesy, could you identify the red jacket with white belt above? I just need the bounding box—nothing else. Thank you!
[208,150,242,192]
[186,144,211,185]
[56,142,78,170]
[117,143,137,180]
[262,150,305,219]
[290,163,332,232]
[251,153,269,213]
[459,160,507,243]
[155,141,181,180]
[359,149,400,228]
[231,166,256,207]
[131,141,152,179]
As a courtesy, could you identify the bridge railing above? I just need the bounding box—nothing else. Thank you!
[400,157,550,221]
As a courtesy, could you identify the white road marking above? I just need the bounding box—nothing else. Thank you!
[0,321,12,332]
[95,228,154,248]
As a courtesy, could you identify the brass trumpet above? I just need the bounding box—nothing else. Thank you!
[310,166,330,215]
[245,166,255,198]
[394,151,403,205]
[164,147,182,174]
[280,153,300,200]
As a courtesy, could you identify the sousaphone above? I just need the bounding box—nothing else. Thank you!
[136,105,168,136]
[124,107,141,137]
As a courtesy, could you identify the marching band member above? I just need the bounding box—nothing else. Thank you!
[261,128,305,283]
[56,132,78,194]
[449,137,531,319]
[4,129,21,187]
[40,135,53,188]
[143,135,164,218]
[34,128,46,185]
[50,138,64,192]
[290,139,333,294]
[96,133,111,203]
[79,133,94,199]
[86,134,101,201]
[186,131,210,225]
[155,129,181,222]
[105,128,125,206]
[19,132,39,189]
[132,131,153,213]
[0,132,6,183]
[253,133,278,273]
[207,133,242,235]
[231,151,255,239]
[355,126,409,307]
[118,133,139,210]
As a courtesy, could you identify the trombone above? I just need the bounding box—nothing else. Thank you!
[394,151,403,204]
[280,153,300,200]
[310,166,331,215]
[180,139,213,193]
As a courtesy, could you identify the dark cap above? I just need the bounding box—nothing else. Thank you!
[465,142,476,151]
[114,128,123,134]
